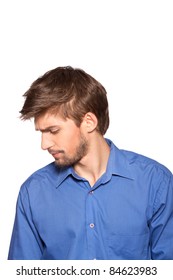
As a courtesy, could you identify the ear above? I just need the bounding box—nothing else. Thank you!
[82,112,98,133]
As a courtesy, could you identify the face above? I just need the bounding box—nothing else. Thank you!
[35,112,89,168]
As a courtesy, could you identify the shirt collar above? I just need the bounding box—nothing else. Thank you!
[55,166,73,188]
[105,139,134,180]
[55,138,134,188]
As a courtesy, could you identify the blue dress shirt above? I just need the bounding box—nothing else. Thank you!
[8,139,173,260]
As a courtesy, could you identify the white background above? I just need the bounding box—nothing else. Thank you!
[0,0,172,261]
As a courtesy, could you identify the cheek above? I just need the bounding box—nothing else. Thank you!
[60,129,81,150]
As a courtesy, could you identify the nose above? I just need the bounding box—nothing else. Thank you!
[41,133,54,150]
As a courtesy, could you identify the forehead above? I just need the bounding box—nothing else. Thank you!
[34,112,66,129]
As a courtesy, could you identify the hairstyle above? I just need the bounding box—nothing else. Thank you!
[20,66,109,135]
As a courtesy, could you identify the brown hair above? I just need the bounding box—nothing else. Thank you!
[20,66,109,135]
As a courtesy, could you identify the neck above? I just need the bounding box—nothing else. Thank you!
[73,135,110,187]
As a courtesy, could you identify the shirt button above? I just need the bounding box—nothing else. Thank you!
[90,223,95,228]
[89,191,94,194]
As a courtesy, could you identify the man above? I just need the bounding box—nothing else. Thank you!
[8,66,173,260]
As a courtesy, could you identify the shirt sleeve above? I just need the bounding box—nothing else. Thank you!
[8,184,44,260]
[150,170,173,259]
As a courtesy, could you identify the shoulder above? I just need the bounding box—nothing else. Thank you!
[19,162,60,195]
[121,149,172,185]
[108,139,172,182]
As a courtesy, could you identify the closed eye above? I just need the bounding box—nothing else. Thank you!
[35,125,61,134]
[49,129,60,135]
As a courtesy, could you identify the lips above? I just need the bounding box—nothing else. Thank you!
[52,152,61,159]
[49,150,64,159]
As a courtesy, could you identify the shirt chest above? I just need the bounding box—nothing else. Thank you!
[31,176,149,238]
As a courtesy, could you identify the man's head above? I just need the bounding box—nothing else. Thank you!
[20,66,109,135]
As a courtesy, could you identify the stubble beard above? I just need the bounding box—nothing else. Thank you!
[54,134,89,169]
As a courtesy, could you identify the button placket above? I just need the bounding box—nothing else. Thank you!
[86,188,97,259]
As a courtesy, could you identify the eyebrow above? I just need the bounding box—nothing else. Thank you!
[35,125,60,132]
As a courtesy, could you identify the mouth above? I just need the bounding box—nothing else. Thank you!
[49,150,64,159]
